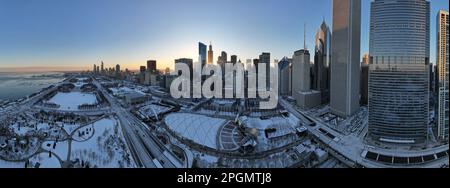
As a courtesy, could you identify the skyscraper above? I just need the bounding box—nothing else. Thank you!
[147,60,157,73]
[368,0,430,144]
[330,0,361,118]
[140,66,146,73]
[101,61,104,73]
[115,64,121,78]
[259,53,270,89]
[231,55,238,64]
[116,64,120,72]
[199,42,207,69]
[93,64,97,73]
[314,21,331,104]
[278,57,291,96]
[436,10,449,141]
[208,42,214,64]
[220,51,228,63]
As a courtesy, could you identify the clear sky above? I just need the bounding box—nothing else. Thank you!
[0,0,448,72]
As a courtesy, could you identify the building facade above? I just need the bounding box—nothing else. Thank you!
[314,21,332,104]
[199,42,207,69]
[147,60,157,73]
[330,0,361,118]
[259,53,271,90]
[437,10,449,141]
[278,57,291,96]
[368,0,430,144]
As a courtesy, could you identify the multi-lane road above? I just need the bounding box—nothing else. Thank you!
[94,79,181,168]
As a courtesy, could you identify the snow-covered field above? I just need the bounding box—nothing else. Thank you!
[164,113,227,149]
[42,140,69,161]
[0,160,24,168]
[70,118,135,168]
[29,152,61,168]
[48,92,97,111]
[35,118,135,168]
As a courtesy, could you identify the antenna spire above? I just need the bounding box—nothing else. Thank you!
[303,23,306,50]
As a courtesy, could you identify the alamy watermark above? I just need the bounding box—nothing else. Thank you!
[170,59,279,109]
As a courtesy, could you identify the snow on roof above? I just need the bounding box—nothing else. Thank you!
[244,116,294,131]
[164,113,227,149]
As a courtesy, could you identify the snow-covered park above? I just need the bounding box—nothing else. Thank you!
[1,116,136,168]
[48,92,97,111]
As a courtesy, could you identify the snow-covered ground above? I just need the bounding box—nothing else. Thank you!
[0,160,24,168]
[70,118,135,168]
[10,124,34,136]
[28,152,61,168]
[165,113,227,149]
[48,92,97,111]
[42,140,69,161]
[55,122,82,135]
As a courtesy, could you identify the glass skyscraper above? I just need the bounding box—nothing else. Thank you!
[199,42,207,69]
[368,0,430,144]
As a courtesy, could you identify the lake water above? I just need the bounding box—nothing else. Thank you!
[0,72,65,101]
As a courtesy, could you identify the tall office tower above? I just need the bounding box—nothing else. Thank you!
[221,51,228,63]
[314,21,332,103]
[140,66,146,73]
[96,66,100,74]
[93,64,97,73]
[330,0,361,118]
[147,60,157,73]
[278,57,291,96]
[253,59,260,89]
[139,66,146,85]
[231,55,238,64]
[292,48,320,108]
[115,64,120,73]
[218,51,227,73]
[175,58,193,73]
[259,53,271,89]
[115,64,121,78]
[437,10,449,141]
[101,61,104,73]
[175,58,194,86]
[368,0,430,144]
[208,42,214,64]
[360,54,369,105]
[199,42,207,69]
[116,64,120,72]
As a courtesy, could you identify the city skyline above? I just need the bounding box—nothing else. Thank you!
[0,0,447,72]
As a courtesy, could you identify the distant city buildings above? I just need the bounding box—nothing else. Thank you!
[436,10,449,141]
[330,0,361,118]
[368,0,430,144]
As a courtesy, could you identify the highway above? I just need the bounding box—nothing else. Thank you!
[93,79,179,168]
